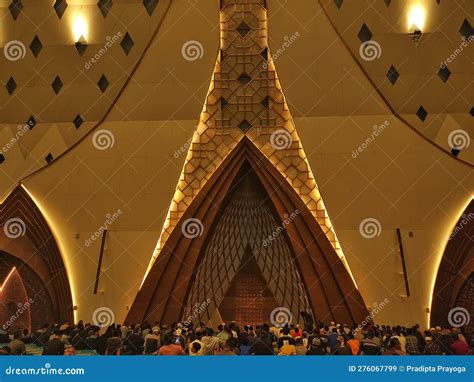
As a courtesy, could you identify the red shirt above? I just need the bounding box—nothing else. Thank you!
[451,340,470,355]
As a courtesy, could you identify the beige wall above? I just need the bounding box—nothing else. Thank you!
[1,0,472,328]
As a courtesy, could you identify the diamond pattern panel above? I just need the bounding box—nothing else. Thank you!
[146,0,352,280]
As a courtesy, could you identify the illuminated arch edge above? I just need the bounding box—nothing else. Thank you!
[142,58,356,289]
[0,185,74,323]
[127,138,368,326]
[430,198,473,327]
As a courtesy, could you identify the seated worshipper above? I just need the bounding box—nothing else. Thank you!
[294,337,307,355]
[20,328,32,344]
[8,331,26,355]
[251,324,275,355]
[306,337,326,355]
[347,333,361,355]
[277,327,295,349]
[335,336,352,355]
[124,327,144,355]
[189,342,204,356]
[158,333,185,355]
[144,328,161,354]
[450,334,471,355]
[361,331,381,355]
[215,339,238,355]
[189,331,205,356]
[405,328,420,355]
[105,329,123,355]
[64,346,77,356]
[423,336,441,355]
[278,341,297,355]
[85,326,101,350]
[327,328,339,354]
[202,327,222,355]
[383,338,407,356]
[42,330,65,355]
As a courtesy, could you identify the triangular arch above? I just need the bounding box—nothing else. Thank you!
[127,138,368,325]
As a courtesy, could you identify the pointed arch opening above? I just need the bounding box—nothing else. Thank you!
[127,138,367,326]
[0,186,73,324]
[431,200,473,329]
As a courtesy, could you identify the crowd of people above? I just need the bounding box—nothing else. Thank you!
[0,319,471,356]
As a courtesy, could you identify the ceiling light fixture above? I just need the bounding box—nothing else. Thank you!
[407,3,425,44]
[72,15,88,56]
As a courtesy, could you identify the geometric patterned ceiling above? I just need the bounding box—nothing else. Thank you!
[0,0,472,175]
[321,0,473,163]
[0,0,163,164]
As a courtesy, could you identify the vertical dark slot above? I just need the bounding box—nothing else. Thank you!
[94,229,107,294]
[396,228,410,297]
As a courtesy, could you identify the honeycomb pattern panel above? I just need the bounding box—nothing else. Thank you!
[182,170,312,325]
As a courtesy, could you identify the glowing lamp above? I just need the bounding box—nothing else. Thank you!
[72,16,88,56]
[407,4,426,44]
